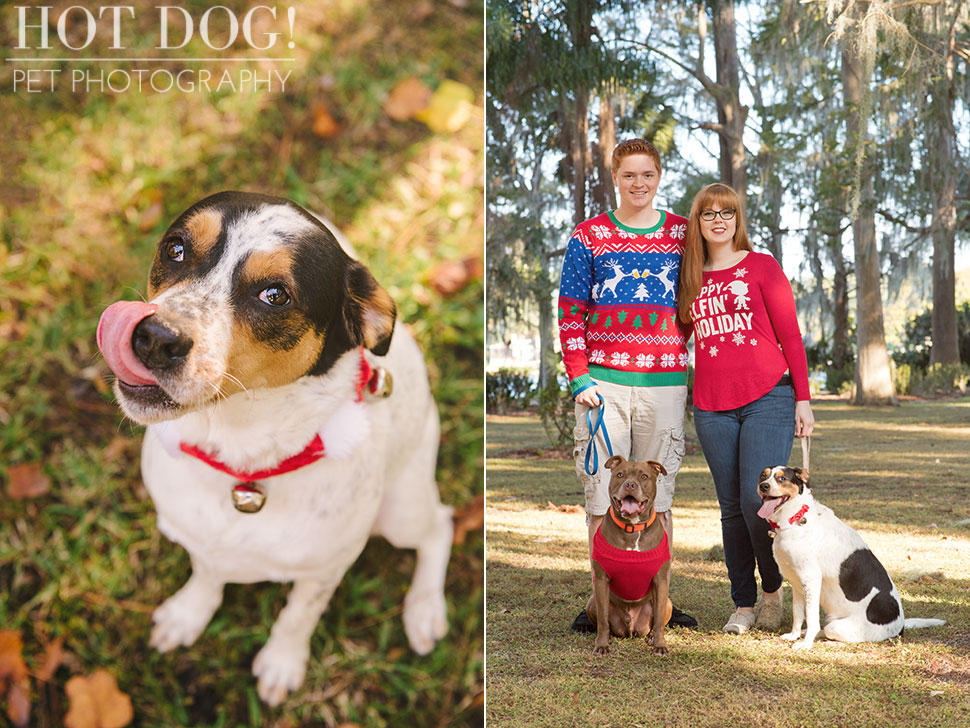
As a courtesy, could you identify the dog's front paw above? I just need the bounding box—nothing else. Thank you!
[592,643,609,655]
[150,596,214,653]
[781,630,802,641]
[403,589,448,655]
[652,643,669,656]
[252,638,310,707]
[792,638,815,651]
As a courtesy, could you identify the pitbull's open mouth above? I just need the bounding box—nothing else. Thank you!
[616,495,647,517]
[757,494,789,519]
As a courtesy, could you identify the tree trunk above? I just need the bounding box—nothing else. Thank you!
[590,93,616,212]
[927,34,960,366]
[538,280,558,390]
[842,46,897,406]
[829,235,852,371]
[711,0,748,213]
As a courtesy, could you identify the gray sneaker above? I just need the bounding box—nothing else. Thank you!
[722,608,757,634]
[755,591,785,631]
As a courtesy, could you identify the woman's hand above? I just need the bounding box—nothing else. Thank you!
[575,385,602,409]
[795,400,815,438]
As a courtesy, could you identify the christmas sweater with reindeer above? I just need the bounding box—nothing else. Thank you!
[558,210,689,396]
[689,251,811,411]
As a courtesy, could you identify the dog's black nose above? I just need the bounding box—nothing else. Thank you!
[132,317,193,371]
[758,481,769,494]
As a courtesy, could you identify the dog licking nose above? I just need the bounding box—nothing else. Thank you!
[132,318,193,372]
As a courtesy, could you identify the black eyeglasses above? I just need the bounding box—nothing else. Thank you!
[699,209,736,221]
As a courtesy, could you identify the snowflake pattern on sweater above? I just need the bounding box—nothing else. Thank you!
[558,210,688,395]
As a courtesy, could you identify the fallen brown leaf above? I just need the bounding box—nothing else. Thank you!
[413,79,475,133]
[452,494,484,545]
[64,670,133,728]
[102,437,130,465]
[0,631,30,728]
[311,102,341,139]
[35,637,67,683]
[137,199,164,233]
[7,463,51,500]
[383,77,432,121]
[428,256,481,297]
[546,501,584,514]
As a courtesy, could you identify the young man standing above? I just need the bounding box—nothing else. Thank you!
[558,138,695,629]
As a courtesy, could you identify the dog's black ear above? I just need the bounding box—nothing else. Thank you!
[792,467,810,492]
[340,261,397,355]
[605,455,626,470]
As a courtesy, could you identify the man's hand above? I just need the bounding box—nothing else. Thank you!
[575,385,602,409]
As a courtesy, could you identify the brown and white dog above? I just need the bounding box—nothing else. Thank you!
[758,466,944,649]
[586,455,673,655]
[97,191,453,705]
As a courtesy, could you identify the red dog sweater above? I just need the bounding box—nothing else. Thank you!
[592,526,670,601]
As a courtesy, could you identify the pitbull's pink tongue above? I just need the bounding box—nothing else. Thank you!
[97,301,159,387]
[620,498,641,516]
[758,497,784,520]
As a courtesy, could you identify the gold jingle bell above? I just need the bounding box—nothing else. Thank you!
[368,366,393,398]
[232,482,266,513]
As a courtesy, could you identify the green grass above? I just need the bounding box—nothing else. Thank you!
[486,399,970,728]
[0,2,483,726]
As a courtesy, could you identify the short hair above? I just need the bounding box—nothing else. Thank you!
[611,138,662,175]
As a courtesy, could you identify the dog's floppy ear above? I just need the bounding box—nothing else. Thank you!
[341,261,397,355]
[759,467,772,481]
[646,460,668,477]
[792,467,810,492]
[605,455,626,470]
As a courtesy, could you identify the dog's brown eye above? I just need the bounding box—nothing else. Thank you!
[259,286,290,306]
[640,473,647,479]
[778,476,786,482]
[164,239,184,262]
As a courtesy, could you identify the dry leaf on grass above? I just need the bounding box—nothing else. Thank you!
[6,463,51,500]
[452,494,484,545]
[137,199,164,233]
[64,670,133,728]
[35,637,67,683]
[383,77,432,121]
[310,102,341,138]
[0,631,30,728]
[428,256,481,296]
[414,80,475,133]
[546,501,584,514]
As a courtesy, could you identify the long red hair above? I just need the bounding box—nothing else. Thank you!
[678,183,752,323]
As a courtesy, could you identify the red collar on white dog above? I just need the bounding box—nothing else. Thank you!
[609,505,656,533]
[768,503,810,532]
[179,349,387,513]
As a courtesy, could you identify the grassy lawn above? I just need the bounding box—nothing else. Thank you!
[0,2,483,726]
[486,398,970,728]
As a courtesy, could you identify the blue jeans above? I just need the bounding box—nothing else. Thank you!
[694,385,796,608]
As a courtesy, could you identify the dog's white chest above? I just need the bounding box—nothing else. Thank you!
[141,428,383,583]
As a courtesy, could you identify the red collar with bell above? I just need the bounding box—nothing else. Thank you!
[179,349,391,513]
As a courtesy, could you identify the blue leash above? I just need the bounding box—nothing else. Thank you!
[584,395,614,475]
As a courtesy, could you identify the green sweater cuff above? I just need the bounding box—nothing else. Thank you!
[569,374,594,397]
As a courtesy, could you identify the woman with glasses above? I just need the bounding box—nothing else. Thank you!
[678,183,814,635]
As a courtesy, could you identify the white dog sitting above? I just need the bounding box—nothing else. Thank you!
[758,466,944,649]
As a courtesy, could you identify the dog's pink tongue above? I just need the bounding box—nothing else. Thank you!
[97,301,159,386]
[758,498,783,520]
[620,498,641,516]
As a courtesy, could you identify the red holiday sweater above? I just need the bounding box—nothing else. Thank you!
[591,526,670,602]
[688,251,810,411]
[558,211,689,397]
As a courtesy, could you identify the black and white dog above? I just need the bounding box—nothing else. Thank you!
[758,466,944,649]
[97,191,453,704]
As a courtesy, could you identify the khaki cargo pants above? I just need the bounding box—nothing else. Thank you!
[573,380,687,518]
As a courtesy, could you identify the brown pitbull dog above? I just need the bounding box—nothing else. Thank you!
[586,455,673,655]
